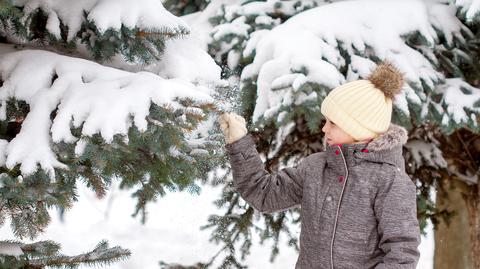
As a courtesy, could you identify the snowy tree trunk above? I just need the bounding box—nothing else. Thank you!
[434,179,472,269]
[465,185,480,269]
[433,128,480,269]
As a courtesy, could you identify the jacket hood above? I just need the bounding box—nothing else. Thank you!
[323,123,409,171]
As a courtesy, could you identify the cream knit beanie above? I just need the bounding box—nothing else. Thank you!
[320,62,404,141]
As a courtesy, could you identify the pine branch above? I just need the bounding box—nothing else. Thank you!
[0,239,130,269]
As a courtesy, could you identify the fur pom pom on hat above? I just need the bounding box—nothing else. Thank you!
[321,61,404,141]
[367,61,404,99]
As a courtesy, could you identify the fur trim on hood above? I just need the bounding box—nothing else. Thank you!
[366,123,408,151]
[357,123,408,170]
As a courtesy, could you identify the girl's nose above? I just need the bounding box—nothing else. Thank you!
[322,121,329,133]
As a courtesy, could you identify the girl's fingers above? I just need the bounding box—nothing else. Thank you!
[220,122,229,131]
[219,114,231,125]
[232,114,246,124]
[219,113,228,121]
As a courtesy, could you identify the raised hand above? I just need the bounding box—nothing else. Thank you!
[218,112,248,144]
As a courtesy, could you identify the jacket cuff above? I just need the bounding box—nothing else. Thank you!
[224,133,254,154]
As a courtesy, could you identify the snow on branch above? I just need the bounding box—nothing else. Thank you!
[2,0,193,64]
[456,0,480,22]
[0,239,131,268]
[0,48,214,178]
[12,0,190,41]
[438,78,480,128]
[405,139,448,170]
[240,0,475,129]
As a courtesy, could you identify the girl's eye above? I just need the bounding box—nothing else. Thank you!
[326,118,335,126]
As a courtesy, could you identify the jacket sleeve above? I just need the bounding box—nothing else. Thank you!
[374,167,421,269]
[225,133,310,214]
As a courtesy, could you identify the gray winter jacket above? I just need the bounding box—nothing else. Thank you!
[225,123,421,269]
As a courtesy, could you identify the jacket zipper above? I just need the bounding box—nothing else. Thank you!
[330,145,349,269]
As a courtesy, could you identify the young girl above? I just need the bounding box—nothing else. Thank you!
[218,62,421,269]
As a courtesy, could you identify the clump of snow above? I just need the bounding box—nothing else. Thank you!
[405,139,448,170]
[179,0,236,51]
[0,241,24,257]
[456,0,480,21]
[437,78,480,125]
[0,48,214,178]
[148,34,222,84]
[209,16,252,63]
[74,138,88,157]
[243,29,270,57]
[0,140,8,167]
[212,17,250,41]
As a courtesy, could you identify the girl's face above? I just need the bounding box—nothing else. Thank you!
[321,118,358,146]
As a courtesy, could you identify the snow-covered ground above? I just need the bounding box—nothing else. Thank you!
[0,180,433,268]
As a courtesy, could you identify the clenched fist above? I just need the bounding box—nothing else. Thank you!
[218,112,248,144]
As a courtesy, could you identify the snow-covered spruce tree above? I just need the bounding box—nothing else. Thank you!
[161,0,480,268]
[0,0,226,267]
